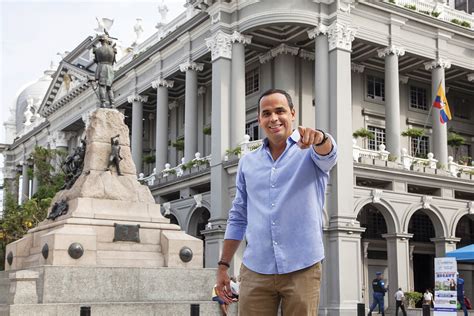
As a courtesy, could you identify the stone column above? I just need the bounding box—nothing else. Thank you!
[128,94,148,173]
[20,161,30,204]
[325,19,361,316]
[362,241,370,308]
[431,237,460,257]
[31,163,39,195]
[179,61,203,162]
[383,233,413,311]
[53,130,71,152]
[152,79,174,172]
[409,245,415,291]
[308,24,329,131]
[272,44,299,125]
[205,30,232,267]
[298,50,315,127]
[424,58,451,166]
[230,32,251,147]
[378,46,405,160]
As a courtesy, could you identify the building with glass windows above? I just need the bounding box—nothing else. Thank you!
[2,0,473,314]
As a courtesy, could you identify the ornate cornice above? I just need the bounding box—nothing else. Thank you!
[307,23,328,39]
[230,31,252,45]
[197,86,207,96]
[127,94,149,103]
[351,62,365,73]
[168,100,178,111]
[271,43,299,58]
[179,60,204,72]
[205,30,233,62]
[327,21,356,51]
[377,45,405,58]
[151,79,174,89]
[299,49,315,61]
[424,58,451,71]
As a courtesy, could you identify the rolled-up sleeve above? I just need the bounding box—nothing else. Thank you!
[310,134,338,173]
[224,159,248,241]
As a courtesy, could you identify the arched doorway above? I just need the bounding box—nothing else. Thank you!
[357,203,389,308]
[164,213,179,226]
[408,209,437,306]
[187,207,210,267]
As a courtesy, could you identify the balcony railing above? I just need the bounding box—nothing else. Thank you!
[386,0,474,29]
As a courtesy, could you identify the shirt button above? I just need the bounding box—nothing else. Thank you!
[271,203,275,207]
[272,221,276,225]
[271,184,275,188]
[274,241,278,245]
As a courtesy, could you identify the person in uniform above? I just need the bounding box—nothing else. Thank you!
[93,34,117,108]
[368,272,387,316]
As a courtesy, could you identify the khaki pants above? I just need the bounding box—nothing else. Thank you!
[238,262,321,316]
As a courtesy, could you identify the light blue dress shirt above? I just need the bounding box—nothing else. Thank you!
[224,131,338,274]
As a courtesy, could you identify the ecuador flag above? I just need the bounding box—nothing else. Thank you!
[433,83,452,124]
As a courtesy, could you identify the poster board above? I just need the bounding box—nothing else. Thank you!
[434,257,458,316]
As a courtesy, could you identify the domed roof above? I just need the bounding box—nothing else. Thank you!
[15,65,55,133]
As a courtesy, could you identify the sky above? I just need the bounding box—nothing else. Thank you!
[0,0,186,143]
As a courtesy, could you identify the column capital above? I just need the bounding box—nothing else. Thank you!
[327,21,356,51]
[197,86,207,96]
[179,60,204,72]
[307,23,329,38]
[467,73,474,82]
[52,130,75,148]
[127,94,148,104]
[298,49,314,61]
[151,78,174,89]
[351,62,365,73]
[168,100,178,111]
[205,30,233,62]
[230,31,252,45]
[271,43,299,58]
[259,51,273,64]
[382,233,413,240]
[424,58,451,71]
[377,45,405,58]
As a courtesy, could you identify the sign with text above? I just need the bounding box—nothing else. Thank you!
[434,257,458,316]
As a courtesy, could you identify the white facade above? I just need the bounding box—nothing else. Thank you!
[2,1,474,314]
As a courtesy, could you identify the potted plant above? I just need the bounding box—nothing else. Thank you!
[458,156,471,166]
[171,138,184,152]
[203,126,211,136]
[352,128,375,149]
[404,291,423,308]
[447,132,465,160]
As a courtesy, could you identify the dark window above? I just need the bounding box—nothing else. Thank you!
[245,68,259,95]
[455,216,474,247]
[245,120,260,141]
[367,75,385,101]
[409,211,436,242]
[451,97,471,120]
[358,204,387,240]
[411,136,429,158]
[367,126,386,150]
[410,86,428,111]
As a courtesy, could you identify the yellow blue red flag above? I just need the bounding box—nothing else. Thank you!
[433,83,452,124]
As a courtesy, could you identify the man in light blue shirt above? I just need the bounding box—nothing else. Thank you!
[216,89,338,315]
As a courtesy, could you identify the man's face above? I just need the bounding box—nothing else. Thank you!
[258,93,295,144]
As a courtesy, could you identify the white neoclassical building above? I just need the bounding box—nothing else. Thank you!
[2,1,474,314]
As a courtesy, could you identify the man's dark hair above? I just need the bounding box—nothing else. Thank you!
[257,89,294,114]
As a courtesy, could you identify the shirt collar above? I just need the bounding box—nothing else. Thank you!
[262,129,300,149]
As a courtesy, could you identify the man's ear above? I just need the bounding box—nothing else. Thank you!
[291,108,296,120]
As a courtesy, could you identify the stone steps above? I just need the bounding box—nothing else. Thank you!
[1,301,238,316]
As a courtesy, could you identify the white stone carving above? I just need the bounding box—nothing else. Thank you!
[338,0,354,13]
[132,18,144,46]
[422,195,432,209]
[179,60,204,72]
[371,189,383,204]
[271,43,299,58]
[307,23,329,39]
[168,101,178,110]
[127,94,149,103]
[231,31,252,45]
[327,21,356,51]
[163,202,171,216]
[363,242,370,259]
[377,45,405,58]
[194,194,202,208]
[259,51,273,64]
[151,79,174,89]
[424,58,451,70]
[299,49,315,61]
[351,62,365,73]
[94,17,114,35]
[467,73,474,82]
[205,30,233,61]
[158,0,169,24]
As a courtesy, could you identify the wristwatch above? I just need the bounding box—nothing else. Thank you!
[217,260,230,268]
[315,129,328,146]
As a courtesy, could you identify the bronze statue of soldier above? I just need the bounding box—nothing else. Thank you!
[106,134,123,175]
[93,34,117,108]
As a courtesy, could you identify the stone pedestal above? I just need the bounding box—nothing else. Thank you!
[2,109,210,315]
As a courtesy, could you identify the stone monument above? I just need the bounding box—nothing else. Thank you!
[0,109,234,315]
